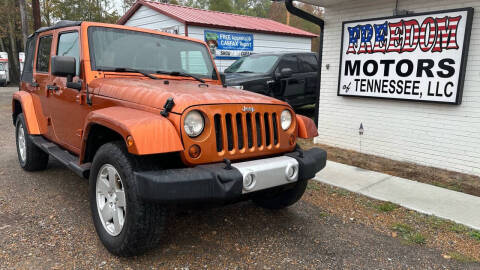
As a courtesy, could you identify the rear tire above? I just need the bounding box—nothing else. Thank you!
[252,179,308,210]
[15,113,49,171]
[89,141,167,257]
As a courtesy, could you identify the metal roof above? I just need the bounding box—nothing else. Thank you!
[118,1,318,38]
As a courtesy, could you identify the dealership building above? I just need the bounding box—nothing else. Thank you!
[314,0,479,176]
[118,0,317,71]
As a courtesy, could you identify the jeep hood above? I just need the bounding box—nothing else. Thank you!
[90,77,287,113]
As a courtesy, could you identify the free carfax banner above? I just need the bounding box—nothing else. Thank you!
[204,30,253,60]
[338,8,473,104]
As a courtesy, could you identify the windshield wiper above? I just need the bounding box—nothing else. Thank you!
[238,71,254,73]
[156,70,206,84]
[97,67,160,80]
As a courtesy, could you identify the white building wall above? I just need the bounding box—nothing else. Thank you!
[187,26,312,71]
[124,6,185,35]
[315,0,480,176]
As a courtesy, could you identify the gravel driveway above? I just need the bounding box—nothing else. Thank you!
[0,86,477,269]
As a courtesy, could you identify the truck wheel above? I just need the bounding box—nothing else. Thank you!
[89,142,166,257]
[15,113,49,171]
[252,179,308,210]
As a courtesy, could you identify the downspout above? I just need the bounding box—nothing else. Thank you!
[284,0,324,126]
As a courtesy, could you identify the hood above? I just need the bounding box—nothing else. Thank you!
[224,72,270,85]
[89,77,286,113]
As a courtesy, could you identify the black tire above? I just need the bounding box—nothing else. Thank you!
[89,141,167,257]
[15,113,49,171]
[252,179,308,210]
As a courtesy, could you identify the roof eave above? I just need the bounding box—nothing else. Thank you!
[186,21,318,38]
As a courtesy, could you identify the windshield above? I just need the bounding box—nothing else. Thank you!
[225,55,279,73]
[88,27,217,80]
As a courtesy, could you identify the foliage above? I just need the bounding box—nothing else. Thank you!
[373,202,399,212]
[392,223,427,245]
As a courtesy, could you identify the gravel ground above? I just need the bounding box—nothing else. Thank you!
[0,86,478,269]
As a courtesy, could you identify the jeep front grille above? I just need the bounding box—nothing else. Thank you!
[214,112,279,153]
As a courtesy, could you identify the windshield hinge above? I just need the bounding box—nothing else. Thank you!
[160,97,175,117]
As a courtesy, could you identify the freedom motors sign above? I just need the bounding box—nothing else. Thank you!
[204,30,254,60]
[338,8,473,104]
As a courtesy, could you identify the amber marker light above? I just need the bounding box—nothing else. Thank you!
[189,144,201,159]
[126,136,134,147]
[289,134,296,145]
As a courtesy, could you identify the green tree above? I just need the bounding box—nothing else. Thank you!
[208,0,232,13]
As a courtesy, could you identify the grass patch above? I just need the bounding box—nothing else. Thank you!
[373,202,399,212]
[449,223,468,233]
[469,231,480,241]
[307,182,322,191]
[392,223,426,245]
[432,181,464,192]
[448,252,477,263]
[326,186,351,197]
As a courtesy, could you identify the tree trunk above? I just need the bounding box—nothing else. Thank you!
[32,0,41,30]
[18,0,28,50]
[7,16,20,83]
[0,39,6,52]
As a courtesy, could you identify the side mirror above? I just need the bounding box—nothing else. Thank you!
[220,73,226,86]
[51,56,76,79]
[280,68,293,78]
[51,56,81,90]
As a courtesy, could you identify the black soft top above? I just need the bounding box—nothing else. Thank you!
[28,20,82,38]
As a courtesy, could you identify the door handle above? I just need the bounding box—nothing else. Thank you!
[47,85,59,91]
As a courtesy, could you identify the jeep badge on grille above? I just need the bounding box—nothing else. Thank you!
[242,106,255,113]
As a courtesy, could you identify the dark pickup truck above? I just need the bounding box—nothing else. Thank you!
[224,52,319,108]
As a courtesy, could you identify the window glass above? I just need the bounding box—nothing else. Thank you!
[180,51,208,75]
[57,32,80,75]
[224,55,279,74]
[22,36,37,82]
[0,63,4,71]
[277,55,299,73]
[36,35,52,73]
[299,54,318,72]
[88,27,217,79]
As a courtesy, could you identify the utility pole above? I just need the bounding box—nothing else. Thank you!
[32,0,41,30]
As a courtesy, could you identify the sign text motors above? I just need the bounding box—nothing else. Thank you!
[338,8,473,104]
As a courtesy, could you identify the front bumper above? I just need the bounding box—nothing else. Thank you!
[134,147,327,203]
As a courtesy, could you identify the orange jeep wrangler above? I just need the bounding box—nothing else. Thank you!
[12,21,327,256]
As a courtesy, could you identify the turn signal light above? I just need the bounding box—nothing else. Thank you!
[189,144,201,159]
[289,134,296,145]
[126,136,134,147]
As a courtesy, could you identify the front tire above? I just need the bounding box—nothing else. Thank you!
[253,179,308,210]
[15,113,49,171]
[89,142,166,257]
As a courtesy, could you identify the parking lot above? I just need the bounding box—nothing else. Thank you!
[0,86,477,269]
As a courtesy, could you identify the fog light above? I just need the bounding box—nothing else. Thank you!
[243,172,256,191]
[188,144,201,159]
[285,165,298,181]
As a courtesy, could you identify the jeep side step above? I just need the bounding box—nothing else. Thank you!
[30,135,91,178]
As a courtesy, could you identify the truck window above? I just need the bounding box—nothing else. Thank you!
[21,36,37,82]
[57,31,80,76]
[88,27,217,80]
[298,54,318,73]
[36,35,53,73]
[277,55,299,73]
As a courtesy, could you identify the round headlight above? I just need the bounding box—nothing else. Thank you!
[280,110,292,130]
[184,110,204,137]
